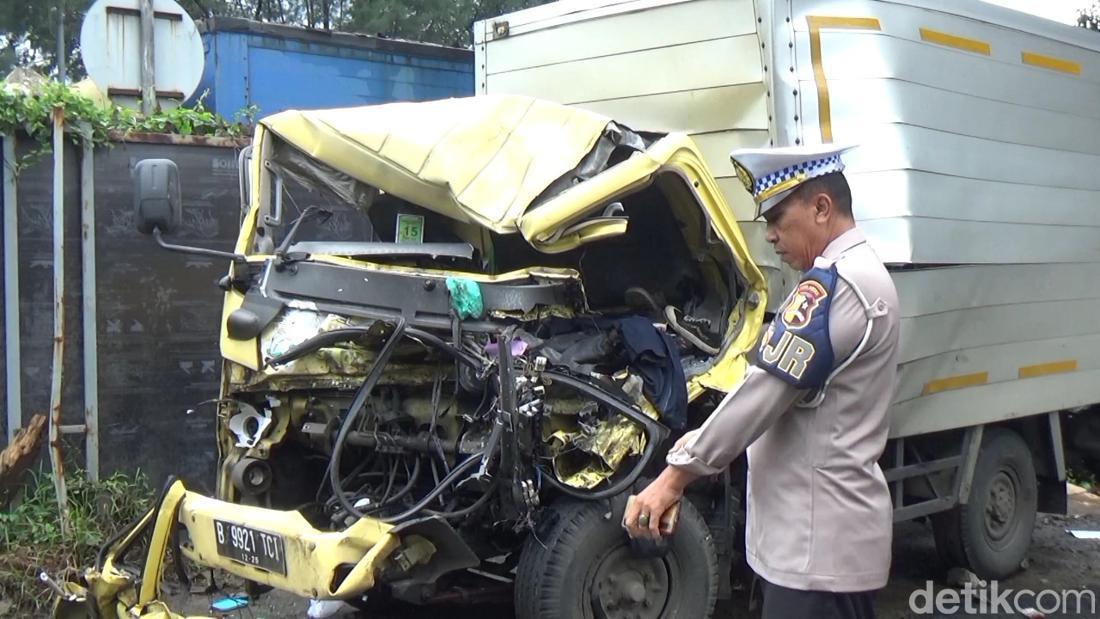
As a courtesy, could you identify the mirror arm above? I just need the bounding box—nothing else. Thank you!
[153,228,247,263]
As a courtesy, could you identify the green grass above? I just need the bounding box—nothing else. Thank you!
[1068,466,1098,493]
[0,467,153,617]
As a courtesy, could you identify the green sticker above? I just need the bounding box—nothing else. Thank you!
[396,213,425,244]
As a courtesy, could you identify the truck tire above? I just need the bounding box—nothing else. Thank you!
[932,428,1037,580]
[514,498,719,619]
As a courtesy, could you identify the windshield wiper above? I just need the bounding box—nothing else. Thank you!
[275,206,333,265]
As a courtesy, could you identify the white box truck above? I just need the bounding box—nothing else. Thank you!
[476,0,1100,598]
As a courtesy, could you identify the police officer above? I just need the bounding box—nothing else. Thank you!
[624,144,900,619]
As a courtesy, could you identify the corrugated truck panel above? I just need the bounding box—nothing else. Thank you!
[487,35,764,103]
[197,19,473,119]
[483,0,754,74]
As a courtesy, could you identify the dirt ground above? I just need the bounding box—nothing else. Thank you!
[163,491,1100,618]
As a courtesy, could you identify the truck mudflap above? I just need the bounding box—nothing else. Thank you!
[54,479,476,618]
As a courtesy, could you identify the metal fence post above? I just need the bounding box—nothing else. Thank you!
[49,108,71,537]
[3,136,21,443]
[81,132,99,481]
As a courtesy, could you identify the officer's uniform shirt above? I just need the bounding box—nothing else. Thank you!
[667,227,900,592]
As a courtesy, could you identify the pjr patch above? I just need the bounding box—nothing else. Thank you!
[759,323,816,380]
[756,266,839,390]
[782,280,828,329]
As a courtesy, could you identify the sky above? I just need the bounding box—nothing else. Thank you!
[979,0,1091,25]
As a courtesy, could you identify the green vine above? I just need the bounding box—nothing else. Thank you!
[0,80,256,173]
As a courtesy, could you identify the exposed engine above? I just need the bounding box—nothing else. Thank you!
[212,162,749,548]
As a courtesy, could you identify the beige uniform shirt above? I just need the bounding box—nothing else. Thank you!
[667,228,900,592]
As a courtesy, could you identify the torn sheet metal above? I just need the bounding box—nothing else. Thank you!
[259,95,613,233]
[546,374,660,489]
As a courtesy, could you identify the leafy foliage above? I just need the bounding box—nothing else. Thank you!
[1069,466,1098,492]
[0,80,113,149]
[0,81,253,172]
[0,468,153,617]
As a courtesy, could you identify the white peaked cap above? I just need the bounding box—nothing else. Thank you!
[729,144,857,217]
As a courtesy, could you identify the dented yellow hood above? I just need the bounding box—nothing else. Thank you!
[259,94,613,233]
[244,95,769,394]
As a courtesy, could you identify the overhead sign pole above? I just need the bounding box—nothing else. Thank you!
[57,0,66,81]
[140,0,155,114]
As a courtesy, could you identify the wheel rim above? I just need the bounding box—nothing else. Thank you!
[589,545,671,619]
[984,469,1019,547]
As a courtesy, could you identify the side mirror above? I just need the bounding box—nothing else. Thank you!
[133,159,181,235]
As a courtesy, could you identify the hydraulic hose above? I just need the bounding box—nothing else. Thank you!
[367,456,422,511]
[425,480,499,520]
[380,453,484,523]
[329,318,407,521]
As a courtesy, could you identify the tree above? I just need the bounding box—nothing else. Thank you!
[1079,3,1100,30]
[0,0,86,78]
[344,0,550,48]
[0,0,550,79]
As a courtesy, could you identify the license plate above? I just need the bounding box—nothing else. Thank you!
[213,520,287,575]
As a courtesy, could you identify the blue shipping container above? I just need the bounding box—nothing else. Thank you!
[194,18,474,119]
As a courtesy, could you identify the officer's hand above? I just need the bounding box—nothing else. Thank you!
[623,467,693,540]
[671,430,698,452]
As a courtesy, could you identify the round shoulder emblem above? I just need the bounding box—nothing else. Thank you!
[782,280,828,329]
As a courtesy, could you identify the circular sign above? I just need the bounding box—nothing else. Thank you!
[80,0,204,102]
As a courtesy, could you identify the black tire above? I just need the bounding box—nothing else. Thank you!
[514,498,719,619]
[932,428,1038,580]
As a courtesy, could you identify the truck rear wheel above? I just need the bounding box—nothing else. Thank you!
[932,428,1037,580]
[514,498,718,619]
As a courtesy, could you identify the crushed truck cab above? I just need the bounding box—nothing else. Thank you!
[58,94,767,618]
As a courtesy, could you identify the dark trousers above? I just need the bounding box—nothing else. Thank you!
[760,579,877,619]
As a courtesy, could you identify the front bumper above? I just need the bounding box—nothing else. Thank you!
[55,479,456,618]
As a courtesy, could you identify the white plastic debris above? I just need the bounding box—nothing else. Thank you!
[1068,529,1100,539]
[945,567,986,589]
[263,310,327,359]
[227,403,273,448]
[306,599,354,618]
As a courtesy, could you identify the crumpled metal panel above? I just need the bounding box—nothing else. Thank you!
[259,95,612,233]
[546,375,661,489]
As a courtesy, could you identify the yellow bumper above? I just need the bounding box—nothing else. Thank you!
[179,492,400,599]
[56,480,419,619]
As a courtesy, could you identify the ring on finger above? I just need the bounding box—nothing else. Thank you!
[638,513,650,527]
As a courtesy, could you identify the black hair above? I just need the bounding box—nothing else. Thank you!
[794,172,853,218]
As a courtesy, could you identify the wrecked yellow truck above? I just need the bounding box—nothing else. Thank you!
[56,94,768,618]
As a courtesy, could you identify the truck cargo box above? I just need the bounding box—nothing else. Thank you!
[476,0,1100,437]
[476,0,1100,269]
[195,17,474,118]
